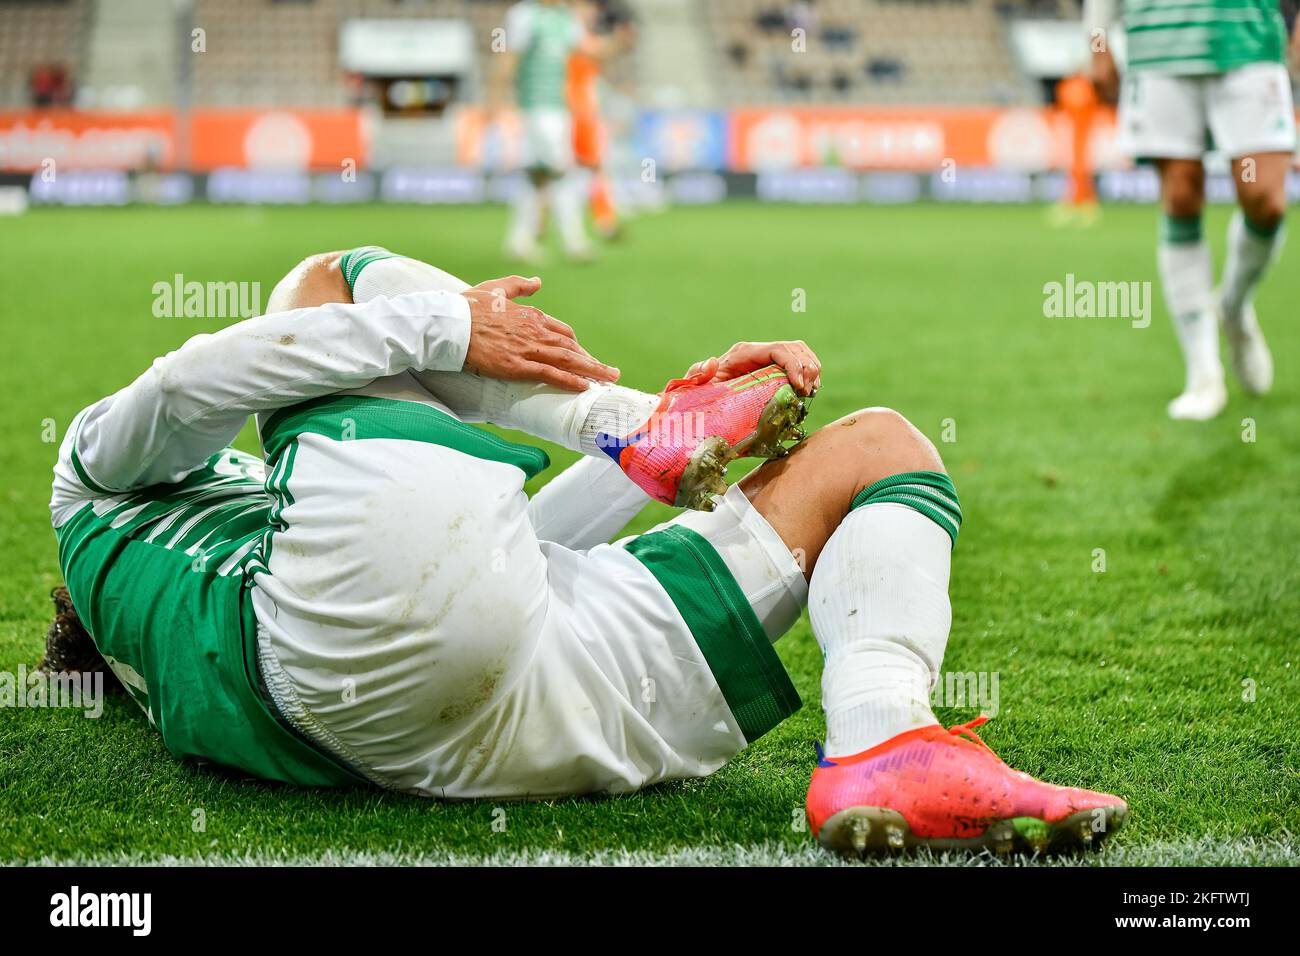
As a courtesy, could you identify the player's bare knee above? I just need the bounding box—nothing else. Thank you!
[1238,188,1286,231]
[299,251,350,289]
[1163,184,1204,219]
[267,250,352,312]
[1160,164,1205,218]
[834,406,944,475]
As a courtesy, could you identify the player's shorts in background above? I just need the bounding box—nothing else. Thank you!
[521,108,573,173]
[1118,61,1297,160]
[251,374,806,799]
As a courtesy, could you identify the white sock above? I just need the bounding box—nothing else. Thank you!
[414,373,656,456]
[810,483,958,757]
[553,169,591,254]
[343,249,656,456]
[1221,210,1284,325]
[348,248,468,299]
[577,386,658,456]
[1156,223,1221,388]
[508,178,542,250]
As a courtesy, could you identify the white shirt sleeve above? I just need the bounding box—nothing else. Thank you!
[55,290,471,500]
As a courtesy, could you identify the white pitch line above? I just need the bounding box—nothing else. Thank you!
[9,836,1298,868]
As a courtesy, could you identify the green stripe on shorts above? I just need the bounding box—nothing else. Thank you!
[260,395,551,479]
[625,525,801,743]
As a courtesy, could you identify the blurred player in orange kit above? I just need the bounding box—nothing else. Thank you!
[568,0,635,240]
[1050,72,1101,227]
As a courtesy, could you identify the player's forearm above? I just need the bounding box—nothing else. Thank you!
[69,291,470,492]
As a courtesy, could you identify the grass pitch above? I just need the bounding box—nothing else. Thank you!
[2,202,1297,866]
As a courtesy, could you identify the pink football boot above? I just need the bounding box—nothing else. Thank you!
[599,364,810,511]
[806,717,1128,856]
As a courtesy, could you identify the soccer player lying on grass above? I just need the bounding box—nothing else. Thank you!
[46,248,1128,856]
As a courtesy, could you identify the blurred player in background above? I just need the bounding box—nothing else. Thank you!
[1049,71,1101,227]
[1088,0,1298,421]
[568,0,634,241]
[493,0,631,263]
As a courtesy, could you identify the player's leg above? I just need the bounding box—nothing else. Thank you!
[709,409,1125,854]
[1155,157,1225,420]
[1218,152,1286,394]
[1225,151,1287,317]
[1120,70,1224,420]
[574,110,619,239]
[594,407,947,761]
[544,109,593,261]
[422,416,891,798]
[737,408,954,746]
[510,108,589,263]
[1208,61,1297,395]
[507,168,546,264]
[588,168,620,239]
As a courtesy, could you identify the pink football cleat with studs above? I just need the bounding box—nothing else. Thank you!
[806,717,1128,856]
[598,364,810,511]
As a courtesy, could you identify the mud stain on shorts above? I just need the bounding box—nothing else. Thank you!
[438,660,506,723]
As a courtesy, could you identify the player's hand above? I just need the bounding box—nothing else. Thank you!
[684,341,821,396]
[461,276,620,392]
[1089,49,1119,104]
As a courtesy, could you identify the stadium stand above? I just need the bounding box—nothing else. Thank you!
[0,0,90,107]
[0,0,1064,110]
[698,0,1037,105]
[190,0,359,107]
[187,0,635,108]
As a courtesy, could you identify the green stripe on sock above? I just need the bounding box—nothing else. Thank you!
[1242,214,1282,240]
[850,470,962,548]
[339,246,397,291]
[1160,214,1203,245]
